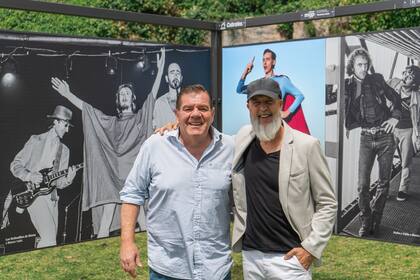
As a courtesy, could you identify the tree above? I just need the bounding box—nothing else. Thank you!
[0,0,418,45]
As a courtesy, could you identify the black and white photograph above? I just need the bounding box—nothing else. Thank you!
[336,28,420,245]
[0,30,210,255]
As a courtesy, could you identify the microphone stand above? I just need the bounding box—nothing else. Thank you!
[62,192,81,244]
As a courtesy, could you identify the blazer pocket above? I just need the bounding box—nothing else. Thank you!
[288,169,309,198]
[290,167,307,177]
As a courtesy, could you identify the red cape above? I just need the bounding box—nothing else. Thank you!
[283,94,310,135]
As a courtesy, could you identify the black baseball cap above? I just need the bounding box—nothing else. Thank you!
[247,78,282,101]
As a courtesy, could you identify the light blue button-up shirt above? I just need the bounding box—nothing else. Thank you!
[120,128,234,280]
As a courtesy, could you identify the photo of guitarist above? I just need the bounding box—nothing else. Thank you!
[9,105,77,248]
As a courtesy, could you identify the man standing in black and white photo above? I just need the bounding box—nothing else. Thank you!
[152,62,183,130]
[388,65,420,201]
[10,105,77,248]
[344,48,401,237]
[51,48,165,239]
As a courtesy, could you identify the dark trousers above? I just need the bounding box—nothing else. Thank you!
[358,132,395,224]
[149,268,231,280]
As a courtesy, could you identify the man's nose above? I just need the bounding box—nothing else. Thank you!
[190,107,201,116]
[259,103,269,110]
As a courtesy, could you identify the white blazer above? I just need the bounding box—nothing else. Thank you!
[231,122,337,263]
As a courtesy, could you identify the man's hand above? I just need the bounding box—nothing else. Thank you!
[65,166,77,185]
[51,77,71,97]
[281,110,291,119]
[381,118,399,133]
[154,122,178,135]
[415,135,420,153]
[241,57,254,80]
[29,172,43,184]
[120,241,142,278]
[284,247,314,271]
[157,47,165,70]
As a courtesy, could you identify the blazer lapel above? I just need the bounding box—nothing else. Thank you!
[279,122,294,218]
[233,130,255,171]
[232,128,255,221]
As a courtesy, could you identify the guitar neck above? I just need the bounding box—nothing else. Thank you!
[46,163,83,181]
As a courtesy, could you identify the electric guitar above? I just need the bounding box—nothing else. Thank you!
[12,163,83,209]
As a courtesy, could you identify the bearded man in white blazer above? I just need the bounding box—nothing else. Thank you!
[231,78,337,280]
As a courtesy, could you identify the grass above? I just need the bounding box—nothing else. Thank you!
[0,234,419,279]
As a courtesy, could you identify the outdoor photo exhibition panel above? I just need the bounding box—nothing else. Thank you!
[223,26,420,246]
[335,27,420,245]
[0,30,211,255]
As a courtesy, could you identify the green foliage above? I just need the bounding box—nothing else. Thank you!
[0,0,419,44]
[277,23,294,39]
[348,9,420,34]
[0,0,118,39]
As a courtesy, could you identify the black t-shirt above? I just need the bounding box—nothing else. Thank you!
[242,138,301,253]
[396,96,412,129]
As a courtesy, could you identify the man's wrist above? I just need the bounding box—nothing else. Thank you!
[121,237,135,245]
[121,231,136,244]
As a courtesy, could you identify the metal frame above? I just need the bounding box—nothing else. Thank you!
[229,0,419,30]
[210,30,223,128]
[0,0,218,30]
[0,0,418,31]
[336,37,347,233]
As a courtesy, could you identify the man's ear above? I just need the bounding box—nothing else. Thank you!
[165,75,169,83]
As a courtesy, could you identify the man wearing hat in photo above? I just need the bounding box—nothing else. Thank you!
[9,105,77,248]
[231,78,337,279]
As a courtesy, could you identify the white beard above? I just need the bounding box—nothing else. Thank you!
[251,111,282,141]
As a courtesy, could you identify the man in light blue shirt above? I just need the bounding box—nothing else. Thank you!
[120,84,234,280]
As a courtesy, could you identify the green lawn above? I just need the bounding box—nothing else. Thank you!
[0,234,419,279]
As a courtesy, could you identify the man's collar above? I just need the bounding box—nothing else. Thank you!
[282,120,294,144]
[352,74,364,83]
[165,90,178,99]
[47,127,60,141]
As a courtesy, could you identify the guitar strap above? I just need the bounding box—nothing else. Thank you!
[51,143,63,201]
